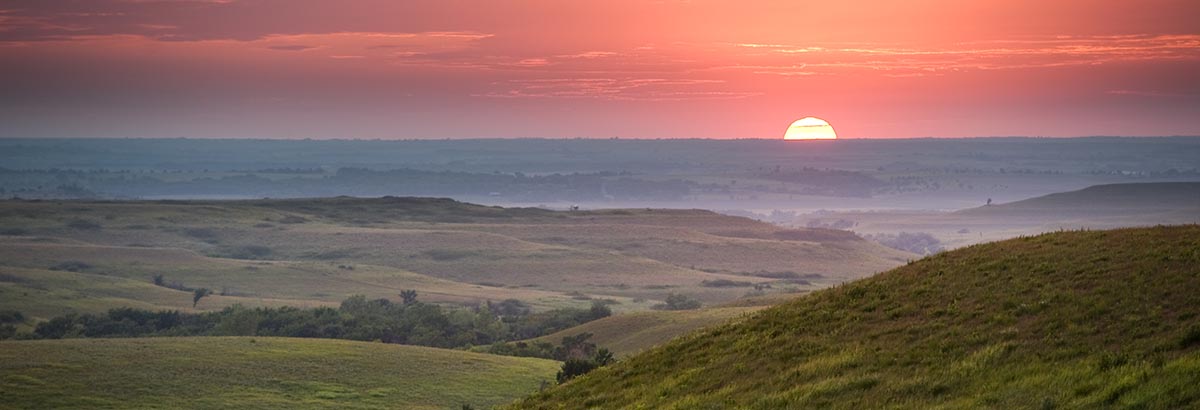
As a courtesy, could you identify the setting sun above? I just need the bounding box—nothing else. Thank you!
[783,117,838,140]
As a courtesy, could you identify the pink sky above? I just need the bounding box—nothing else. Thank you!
[1,0,1198,139]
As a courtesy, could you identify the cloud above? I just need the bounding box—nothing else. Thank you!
[477,77,760,101]
[267,44,316,51]
[725,35,1200,76]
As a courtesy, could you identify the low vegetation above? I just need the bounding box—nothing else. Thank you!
[510,226,1200,409]
[0,337,558,409]
[9,292,613,352]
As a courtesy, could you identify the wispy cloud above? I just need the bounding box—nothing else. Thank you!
[477,78,760,101]
[725,35,1200,77]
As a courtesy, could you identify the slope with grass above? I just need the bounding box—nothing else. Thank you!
[0,337,559,410]
[531,306,766,357]
[510,225,1200,409]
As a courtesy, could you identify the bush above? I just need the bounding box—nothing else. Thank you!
[0,324,16,340]
[0,228,29,236]
[225,245,273,259]
[557,359,599,383]
[0,310,24,324]
[655,293,702,310]
[65,219,102,230]
[49,261,93,272]
[182,228,219,239]
[701,279,754,288]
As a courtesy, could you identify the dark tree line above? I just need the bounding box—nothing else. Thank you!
[14,292,613,351]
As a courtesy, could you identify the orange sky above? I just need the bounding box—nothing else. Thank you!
[1,0,1198,138]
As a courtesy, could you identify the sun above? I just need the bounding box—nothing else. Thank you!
[783,117,838,140]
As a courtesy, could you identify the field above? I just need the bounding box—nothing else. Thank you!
[510,225,1200,409]
[0,197,910,321]
[0,337,558,409]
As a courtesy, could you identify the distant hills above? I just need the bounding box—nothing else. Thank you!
[510,226,1200,409]
[0,197,909,320]
[963,182,1200,214]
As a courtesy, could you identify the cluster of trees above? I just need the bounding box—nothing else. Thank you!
[10,292,613,351]
[483,332,615,383]
[653,293,703,310]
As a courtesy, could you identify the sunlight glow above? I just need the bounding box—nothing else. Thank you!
[783,117,838,140]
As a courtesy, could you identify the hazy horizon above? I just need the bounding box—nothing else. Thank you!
[3,1,1198,139]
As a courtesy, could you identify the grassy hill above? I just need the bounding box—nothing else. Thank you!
[800,182,1200,250]
[0,337,558,409]
[0,197,909,316]
[509,225,1200,409]
[532,306,767,357]
[962,182,1200,214]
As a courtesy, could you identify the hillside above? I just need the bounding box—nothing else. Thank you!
[797,182,1200,250]
[532,306,767,357]
[0,197,910,318]
[0,337,558,409]
[962,182,1200,214]
[510,225,1200,409]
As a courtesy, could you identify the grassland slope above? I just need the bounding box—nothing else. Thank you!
[509,225,1200,409]
[0,337,558,410]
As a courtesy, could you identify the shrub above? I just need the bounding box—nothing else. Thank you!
[0,310,24,324]
[49,261,93,272]
[278,215,308,224]
[65,219,102,230]
[701,279,754,288]
[182,227,218,239]
[193,288,212,308]
[225,245,273,259]
[0,228,29,236]
[655,293,702,310]
[557,358,599,383]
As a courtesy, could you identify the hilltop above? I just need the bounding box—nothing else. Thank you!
[510,225,1200,409]
[0,337,557,409]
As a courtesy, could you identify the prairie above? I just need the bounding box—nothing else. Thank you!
[0,197,910,315]
[0,337,558,409]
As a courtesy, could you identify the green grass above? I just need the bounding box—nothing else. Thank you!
[509,225,1200,409]
[0,337,559,410]
[532,306,765,357]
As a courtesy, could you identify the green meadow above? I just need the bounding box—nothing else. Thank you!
[0,337,559,410]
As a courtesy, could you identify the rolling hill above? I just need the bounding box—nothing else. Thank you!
[0,197,910,317]
[0,337,558,410]
[960,182,1200,214]
[799,182,1200,250]
[509,225,1200,409]
[531,306,767,357]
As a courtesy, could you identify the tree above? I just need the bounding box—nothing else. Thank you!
[660,293,702,310]
[193,288,212,308]
[592,348,615,366]
[556,358,599,384]
[588,301,612,320]
[400,289,418,306]
[152,274,165,287]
